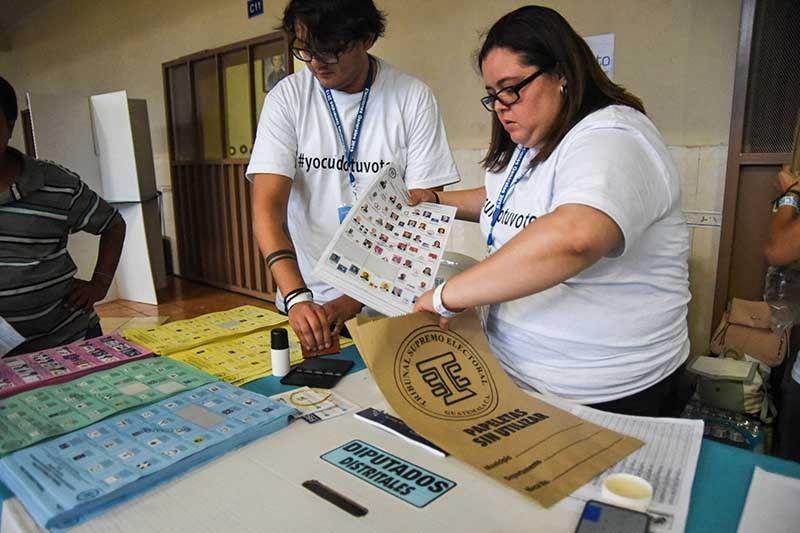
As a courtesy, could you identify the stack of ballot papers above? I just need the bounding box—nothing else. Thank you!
[123,305,287,355]
[0,334,152,399]
[0,358,216,455]
[0,382,296,529]
[169,327,353,385]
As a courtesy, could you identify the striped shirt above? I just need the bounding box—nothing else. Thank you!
[0,148,121,355]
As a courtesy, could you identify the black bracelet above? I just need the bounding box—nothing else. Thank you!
[431,190,440,204]
[266,249,297,269]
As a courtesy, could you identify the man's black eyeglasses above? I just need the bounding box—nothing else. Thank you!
[480,68,550,112]
[291,43,348,65]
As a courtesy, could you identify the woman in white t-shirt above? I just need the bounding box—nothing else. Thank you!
[413,6,691,416]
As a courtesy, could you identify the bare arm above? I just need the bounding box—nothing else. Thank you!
[408,186,487,222]
[93,216,126,283]
[764,208,800,266]
[251,173,305,293]
[414,204,623,324]
[251,173,331,350]
[65,215,126,310]
[764,166,800,266]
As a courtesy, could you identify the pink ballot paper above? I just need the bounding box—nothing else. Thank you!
[0,334,153,399]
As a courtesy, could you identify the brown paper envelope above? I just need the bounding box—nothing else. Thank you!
[348,310,643,508]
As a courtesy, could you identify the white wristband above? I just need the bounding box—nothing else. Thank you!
[286,291,314,311]
[432,282,462,318]
[777,194,800,214]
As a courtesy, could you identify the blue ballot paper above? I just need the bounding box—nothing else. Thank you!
[0,381,297,529]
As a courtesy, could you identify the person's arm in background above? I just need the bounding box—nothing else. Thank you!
[764,166,800,266]
[65,214,126,310]
[252,173,332,351]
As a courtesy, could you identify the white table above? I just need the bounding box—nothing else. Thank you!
[1,370,581,533]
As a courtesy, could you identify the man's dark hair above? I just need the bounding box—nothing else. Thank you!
[281,0,386,50]
[0,76,18,125]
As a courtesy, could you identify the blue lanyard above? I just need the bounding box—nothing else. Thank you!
[486,146,530,248]
[323,58,375,200]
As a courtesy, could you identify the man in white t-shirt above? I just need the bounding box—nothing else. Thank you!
[247,0,459,352]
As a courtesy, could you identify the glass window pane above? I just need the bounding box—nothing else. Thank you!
[167,64,196,161]
[222,49,253,158]
[193,57,223,160]
[742,1,800,154]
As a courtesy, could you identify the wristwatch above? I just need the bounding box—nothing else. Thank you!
[432,282,463,318]
[776,193,800,214]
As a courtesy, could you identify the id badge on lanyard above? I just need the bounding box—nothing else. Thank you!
[337,205,352,223]
[325,58,375,224]
[486,146,530,255]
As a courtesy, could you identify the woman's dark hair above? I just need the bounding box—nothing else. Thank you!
[0,75,18,125]
[478,6,645,172]
[281,0,386,50]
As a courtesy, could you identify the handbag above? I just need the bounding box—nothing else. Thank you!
[709,298,789,367]
[687,355,775,423]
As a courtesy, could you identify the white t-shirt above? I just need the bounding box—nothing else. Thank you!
[480,105,690,404]
[247,58,460,306]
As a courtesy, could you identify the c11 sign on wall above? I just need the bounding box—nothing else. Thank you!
[247,0,264,18]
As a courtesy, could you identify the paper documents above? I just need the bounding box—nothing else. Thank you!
[123,305,286,355]
[737,467,800,533]
[347,311,643,508]
[0,382,297,529]
[0,358,215,455]
[566,406,704,532]
[169,327,353,385]
[271,386,359,423]
[0,334,152,399]
[0,316,24,357]
[314,164,457,317]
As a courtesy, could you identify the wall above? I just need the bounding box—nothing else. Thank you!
[2,0,741,355]
[375,0,739,148]
[0,51,11,76]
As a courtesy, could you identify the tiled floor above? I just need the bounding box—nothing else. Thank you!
[96,277,278,322]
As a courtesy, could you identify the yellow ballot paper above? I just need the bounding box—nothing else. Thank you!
[169,327,353,385]
[123,306,287,355]
[346,311,643,508]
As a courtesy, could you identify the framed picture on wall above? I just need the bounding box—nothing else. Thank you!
[263,53,288,92]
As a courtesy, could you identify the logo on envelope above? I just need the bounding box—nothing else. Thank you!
[394,326,498,420]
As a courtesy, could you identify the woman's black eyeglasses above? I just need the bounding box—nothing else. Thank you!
[480,68,550,112]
